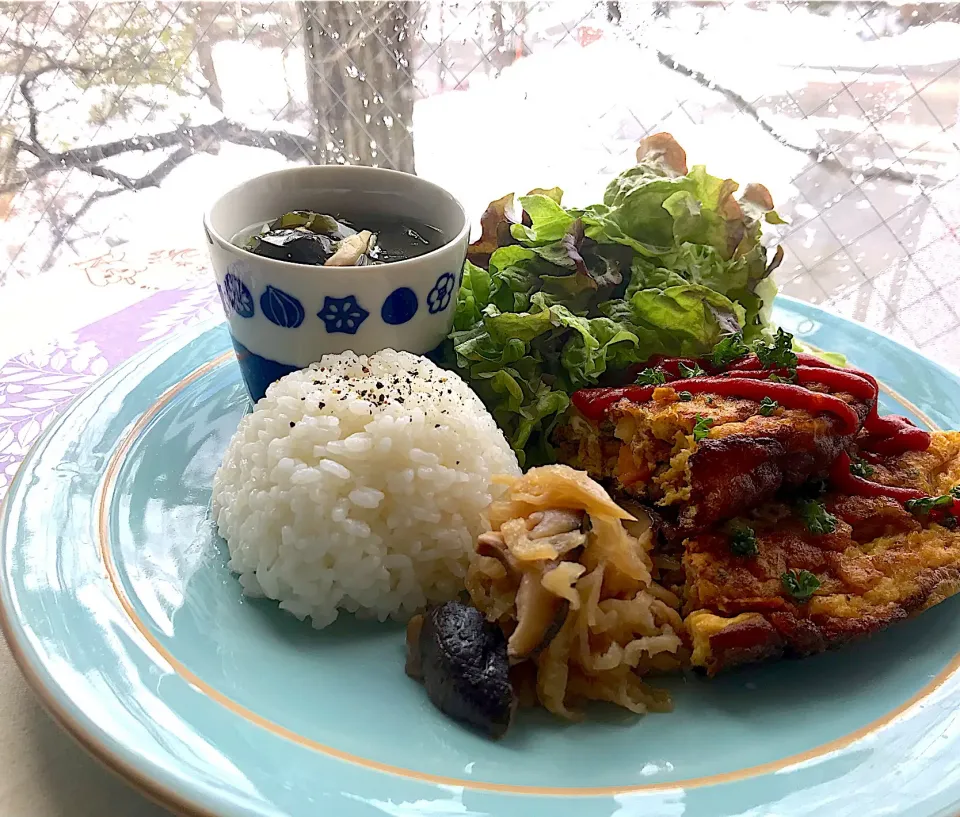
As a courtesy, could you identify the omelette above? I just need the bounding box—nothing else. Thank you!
[555,382,870,539]
[684,431,960,674]
[555,351,960,675]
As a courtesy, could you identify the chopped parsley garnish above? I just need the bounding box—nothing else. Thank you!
[729,525,759,557]
[905,495,954,517]
[798,499,838,535]
[767,371,797,384]
[781,569,821,601]
[758,396,779,416]
[711,332,749,367]
[849,455,875,478]
[753,328,798,371]
[678,361,705,378]
[677,390,693,401]
[692,414,714,441]
[635,367,666,386]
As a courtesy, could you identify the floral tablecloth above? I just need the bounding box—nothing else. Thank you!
[0,250,219,816]
[0,256,220,498]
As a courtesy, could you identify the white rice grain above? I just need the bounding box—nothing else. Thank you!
[212,349,519,629]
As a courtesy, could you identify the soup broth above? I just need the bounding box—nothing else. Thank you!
[232,212,445,267]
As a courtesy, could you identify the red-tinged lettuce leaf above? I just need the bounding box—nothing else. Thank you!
[467,193,518,268]
[635,132,688,176]
[530,219,588,276]
[740,183,786,226]
[765,244,784,274]
[538,273,598,314]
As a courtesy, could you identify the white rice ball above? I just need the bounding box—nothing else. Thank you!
[212,349,520,628]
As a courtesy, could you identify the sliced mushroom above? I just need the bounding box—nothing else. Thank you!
[617,502,653,541]
[541,561,586,609]
[508,572,569,661]
[476,531,522,574]
[501,517,586,562]
[528,509,584,538]
[536,599,570,659]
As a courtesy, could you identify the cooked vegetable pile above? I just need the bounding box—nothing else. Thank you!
[443,133,786,465]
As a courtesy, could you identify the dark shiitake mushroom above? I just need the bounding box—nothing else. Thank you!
[408,601,516,739]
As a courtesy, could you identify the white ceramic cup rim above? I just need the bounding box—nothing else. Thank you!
[203,165,471,274]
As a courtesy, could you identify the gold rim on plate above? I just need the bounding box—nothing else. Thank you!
[85,355,956,797]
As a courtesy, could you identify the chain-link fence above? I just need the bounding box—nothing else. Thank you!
[1,2,958,355]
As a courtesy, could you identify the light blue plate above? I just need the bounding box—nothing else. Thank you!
[3,298,960,817]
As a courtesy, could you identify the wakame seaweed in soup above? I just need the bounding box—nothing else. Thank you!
[233,210,444,266]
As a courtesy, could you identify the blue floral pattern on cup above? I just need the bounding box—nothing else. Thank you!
[260,286,305,329]
[381,287,419,326]
[223,272,254,318]
[427,272,455,314]
[317,295,369,334]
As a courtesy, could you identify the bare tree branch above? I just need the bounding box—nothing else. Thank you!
[39,187,124,273]
[17,62,101,167]
[0,2,309,280]
[194,3,225,111]
[2,119,319,194]
[128,143,195,189]
[653,49,932,186]
[30,142,196,272]
[19,71,39,144]
[8,42,98,77]
[14,137,140,189]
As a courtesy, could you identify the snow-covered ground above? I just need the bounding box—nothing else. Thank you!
[1,2,957,311]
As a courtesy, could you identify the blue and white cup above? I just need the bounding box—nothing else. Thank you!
[203,165,470,401]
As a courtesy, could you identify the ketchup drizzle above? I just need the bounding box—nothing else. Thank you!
[571,348,936,508]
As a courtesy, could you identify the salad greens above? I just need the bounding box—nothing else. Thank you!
[443,134,786,465]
